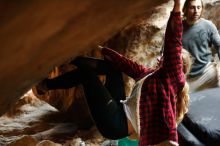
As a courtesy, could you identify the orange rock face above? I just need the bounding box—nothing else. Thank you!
[0,0,169,116]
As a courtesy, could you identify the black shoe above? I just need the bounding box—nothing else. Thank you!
[35,79,48,95]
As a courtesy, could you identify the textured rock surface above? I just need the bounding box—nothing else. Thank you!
[0,0,170,116]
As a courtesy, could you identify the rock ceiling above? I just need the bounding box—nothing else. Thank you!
[0,0,169,116]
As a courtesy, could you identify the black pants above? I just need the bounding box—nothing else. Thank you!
[45,57,129,139]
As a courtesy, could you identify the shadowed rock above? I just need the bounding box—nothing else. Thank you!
[0,0,169,116]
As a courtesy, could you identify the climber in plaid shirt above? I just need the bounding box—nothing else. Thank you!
[101,0,190,145]
[35,0,191,145]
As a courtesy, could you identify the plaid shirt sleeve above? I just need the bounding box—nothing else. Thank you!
[102,48,153,81]
[163,12,185,89]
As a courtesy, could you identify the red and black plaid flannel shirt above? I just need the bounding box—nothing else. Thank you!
[102,12,185,145]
